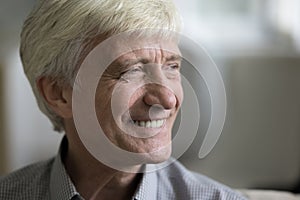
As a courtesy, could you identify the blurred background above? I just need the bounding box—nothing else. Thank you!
[0,0,300,192]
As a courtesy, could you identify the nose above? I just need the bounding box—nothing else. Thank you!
[143,84,177,110]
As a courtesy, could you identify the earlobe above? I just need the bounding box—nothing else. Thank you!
[37,77,73,118]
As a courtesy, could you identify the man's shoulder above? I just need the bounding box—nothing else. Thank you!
[157,160,247,200]
[0,158,54,200]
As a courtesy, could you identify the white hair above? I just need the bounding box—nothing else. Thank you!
[20,0,182,132]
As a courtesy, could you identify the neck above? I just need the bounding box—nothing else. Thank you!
[63,134,142,200]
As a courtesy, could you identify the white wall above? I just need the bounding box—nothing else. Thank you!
[180,56,300,189]
[3,48,62,172]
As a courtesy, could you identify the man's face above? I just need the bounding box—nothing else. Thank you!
[94,39,183,163]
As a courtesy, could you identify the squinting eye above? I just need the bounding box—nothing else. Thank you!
[170,64,179,70]
[119,65,144,81]
[165,63,180,71]
[128,67,142,73]
[163,63,181,79]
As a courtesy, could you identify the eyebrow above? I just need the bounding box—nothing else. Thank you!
[121,54,182,67]
[165,54,182,62]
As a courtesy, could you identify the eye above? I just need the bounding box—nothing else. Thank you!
[128,66,143,73]
[163,63,181,79]
[119,65,144,81]
[169,64,180,70]
[164,63,180,71]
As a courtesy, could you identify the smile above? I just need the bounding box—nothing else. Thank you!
[133,119,165,128]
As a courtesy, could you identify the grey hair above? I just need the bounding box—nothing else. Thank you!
[20,0,182,132]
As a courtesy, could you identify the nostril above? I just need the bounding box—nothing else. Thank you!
[149,104,164,111]
[149,104,164,119]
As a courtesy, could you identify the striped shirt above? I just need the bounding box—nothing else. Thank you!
[0,140,247,200]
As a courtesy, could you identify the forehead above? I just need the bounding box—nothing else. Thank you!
[116,47,181,63]
[79,33,181,73]
[111,35,181,62]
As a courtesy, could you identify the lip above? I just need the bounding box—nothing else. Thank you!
[127,110,171,126]
[131,117,167,122]
[119,117,168,138]
[132,118,166,129]
[129,109,172,121]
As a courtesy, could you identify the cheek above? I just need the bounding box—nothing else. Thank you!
[110,82,145,116]
[95,80,119,123]
[95,83,113,110]
[170,81,183,108]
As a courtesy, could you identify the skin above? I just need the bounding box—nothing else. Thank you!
[37,38,183,200]
[96,46,183,162]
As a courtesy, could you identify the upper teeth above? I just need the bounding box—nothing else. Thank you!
[134,119,164,128]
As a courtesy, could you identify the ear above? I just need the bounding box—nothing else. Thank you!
[37,77,73,119]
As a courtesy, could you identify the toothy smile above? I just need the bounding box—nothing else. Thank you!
[133,119,165,128]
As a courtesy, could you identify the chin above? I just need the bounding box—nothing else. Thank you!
[142,145,172,164]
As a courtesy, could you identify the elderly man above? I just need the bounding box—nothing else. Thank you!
[0,0,246,199]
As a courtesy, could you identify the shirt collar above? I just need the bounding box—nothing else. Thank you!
[132,165,158,200]
[49,137,158,200]
[50,137,82,200]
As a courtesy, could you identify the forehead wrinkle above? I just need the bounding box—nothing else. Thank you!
[113,51,138,66]
[111,47,180,72]
[134,48,174,65]
[156,48,164,64]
